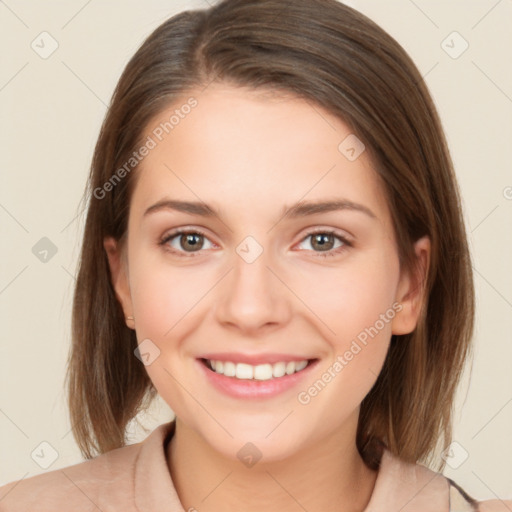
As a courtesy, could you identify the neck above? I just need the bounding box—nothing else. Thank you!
[166,413,378,512]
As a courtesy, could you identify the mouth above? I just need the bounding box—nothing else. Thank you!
[199,357,319,381]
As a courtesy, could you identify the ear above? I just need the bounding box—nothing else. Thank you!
[391,236,431,335]
[103,236,134,329]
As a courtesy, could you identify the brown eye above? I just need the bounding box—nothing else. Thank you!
[178,233,204,252]
[297,230,352,258]
[159,229,214,257]
[310,233,336,252]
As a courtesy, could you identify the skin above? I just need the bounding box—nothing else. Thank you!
[104,83,430,512]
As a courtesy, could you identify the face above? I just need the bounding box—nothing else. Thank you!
[104,83,429,462]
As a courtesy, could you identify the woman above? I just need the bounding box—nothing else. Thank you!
[0,0,510,510]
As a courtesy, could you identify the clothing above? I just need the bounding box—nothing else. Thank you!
[0,420,510,511]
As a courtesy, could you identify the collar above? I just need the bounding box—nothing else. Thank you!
[134,420,449,512]
[364,447,449,511]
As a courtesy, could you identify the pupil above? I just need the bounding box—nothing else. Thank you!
[314,233,333,251]
[183,233,202,251]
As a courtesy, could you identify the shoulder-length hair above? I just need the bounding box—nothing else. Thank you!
[66,0,474,471]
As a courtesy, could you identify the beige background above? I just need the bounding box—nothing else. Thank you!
[1,0,511,501]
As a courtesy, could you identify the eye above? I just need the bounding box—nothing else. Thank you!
[296,229,352,258]
[159,227,352,259]
[159,228,215,257]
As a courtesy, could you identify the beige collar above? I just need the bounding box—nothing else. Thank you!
[134,421,451,512]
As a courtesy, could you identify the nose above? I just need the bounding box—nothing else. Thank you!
[214,243,292,334]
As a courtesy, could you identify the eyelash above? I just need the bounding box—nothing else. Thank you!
[158,228,352,259]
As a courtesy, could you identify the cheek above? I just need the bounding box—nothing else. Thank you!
[297,247,400,346]
[294,252,400,425]
[127,255,210,415]
[130,240,400,352]
[128,249,210,340]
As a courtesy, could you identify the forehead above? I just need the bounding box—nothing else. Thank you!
[130,83,389,226]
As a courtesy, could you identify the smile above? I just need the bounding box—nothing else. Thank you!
[202,358,313,381]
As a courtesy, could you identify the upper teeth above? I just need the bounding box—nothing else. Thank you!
[208,359,309,380]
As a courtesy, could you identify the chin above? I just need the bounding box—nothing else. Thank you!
[199,417,308,462]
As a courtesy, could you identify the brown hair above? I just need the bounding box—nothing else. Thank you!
[66,0,474,472]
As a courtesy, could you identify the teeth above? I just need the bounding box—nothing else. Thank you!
[207,359,310,380]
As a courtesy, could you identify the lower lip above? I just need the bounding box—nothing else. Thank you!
[196,358,319,399]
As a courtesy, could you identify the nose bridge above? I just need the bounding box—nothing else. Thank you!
[236,235,272,286]
[215,233,290,330]
[231,233,277,303]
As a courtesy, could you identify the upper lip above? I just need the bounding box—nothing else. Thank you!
[199,352,316,365]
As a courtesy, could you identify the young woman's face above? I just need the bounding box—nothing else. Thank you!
[105,83,427,462]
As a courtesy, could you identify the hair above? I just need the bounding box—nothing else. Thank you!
[66,0,475,472]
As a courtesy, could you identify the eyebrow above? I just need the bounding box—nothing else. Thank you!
[143,198,376,222]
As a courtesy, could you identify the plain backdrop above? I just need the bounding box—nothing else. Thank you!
[1,0,511,501]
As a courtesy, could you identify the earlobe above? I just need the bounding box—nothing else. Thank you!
[391,236,431,336]
[103,236,134,329]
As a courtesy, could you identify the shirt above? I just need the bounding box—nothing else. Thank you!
[0,420,510,511]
